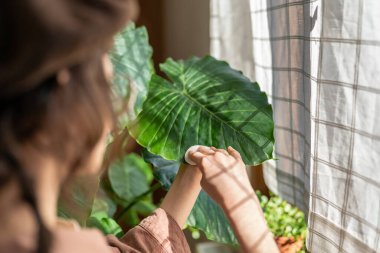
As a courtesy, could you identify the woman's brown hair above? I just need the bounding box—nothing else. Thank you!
[0,0,134,252]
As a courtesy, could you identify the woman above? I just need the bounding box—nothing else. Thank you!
[0,0,279,252]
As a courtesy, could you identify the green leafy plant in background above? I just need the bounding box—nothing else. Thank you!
[257,191,308,253]
[59,22,278,246]
[256,192,306,239]
[84,153,159,237]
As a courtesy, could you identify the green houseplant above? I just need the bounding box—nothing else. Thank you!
[59,23,275,245]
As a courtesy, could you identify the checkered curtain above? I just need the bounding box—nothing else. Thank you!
[210,0,380,252]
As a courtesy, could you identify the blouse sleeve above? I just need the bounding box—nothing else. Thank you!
[106,208,191,253]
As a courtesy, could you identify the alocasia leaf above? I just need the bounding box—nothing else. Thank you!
[142,150,238,244]
[142,148,178,190]
[130,56,274,165]
[188,191,238,244]
[110,23,153,125]
[108,153,153,202]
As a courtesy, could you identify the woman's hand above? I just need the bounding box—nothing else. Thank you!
[187,146,256,210]
[187,146,279,253]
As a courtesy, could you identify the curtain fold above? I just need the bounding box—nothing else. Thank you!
[210,0,380,252]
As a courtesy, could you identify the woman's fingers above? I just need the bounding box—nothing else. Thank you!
[227,146,242,161]
[187,150,206,165]
[197,146,215,155]
[210,146,229,156]
[186,145,241,166]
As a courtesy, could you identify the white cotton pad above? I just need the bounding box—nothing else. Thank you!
[184,145,201,165]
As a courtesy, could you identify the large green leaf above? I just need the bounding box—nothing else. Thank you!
[129,56,274,165]
[110,23,153,125]
[188,191,237,245]
[142,150,238,244]
[108,153,153,202]
[142,148,178,190]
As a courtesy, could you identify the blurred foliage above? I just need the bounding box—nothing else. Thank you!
[256,191,308,253]
[58,175,99,226]
[110,23,153,126]
[87,199,123,238]
[108,153,153,201]
[256,191,307,238]
[87,154,157,236]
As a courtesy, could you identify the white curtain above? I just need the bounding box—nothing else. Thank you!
[210,0,380,252]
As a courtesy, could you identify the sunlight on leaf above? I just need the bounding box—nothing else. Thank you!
[130,56,274,165]
[110,23,153,126]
